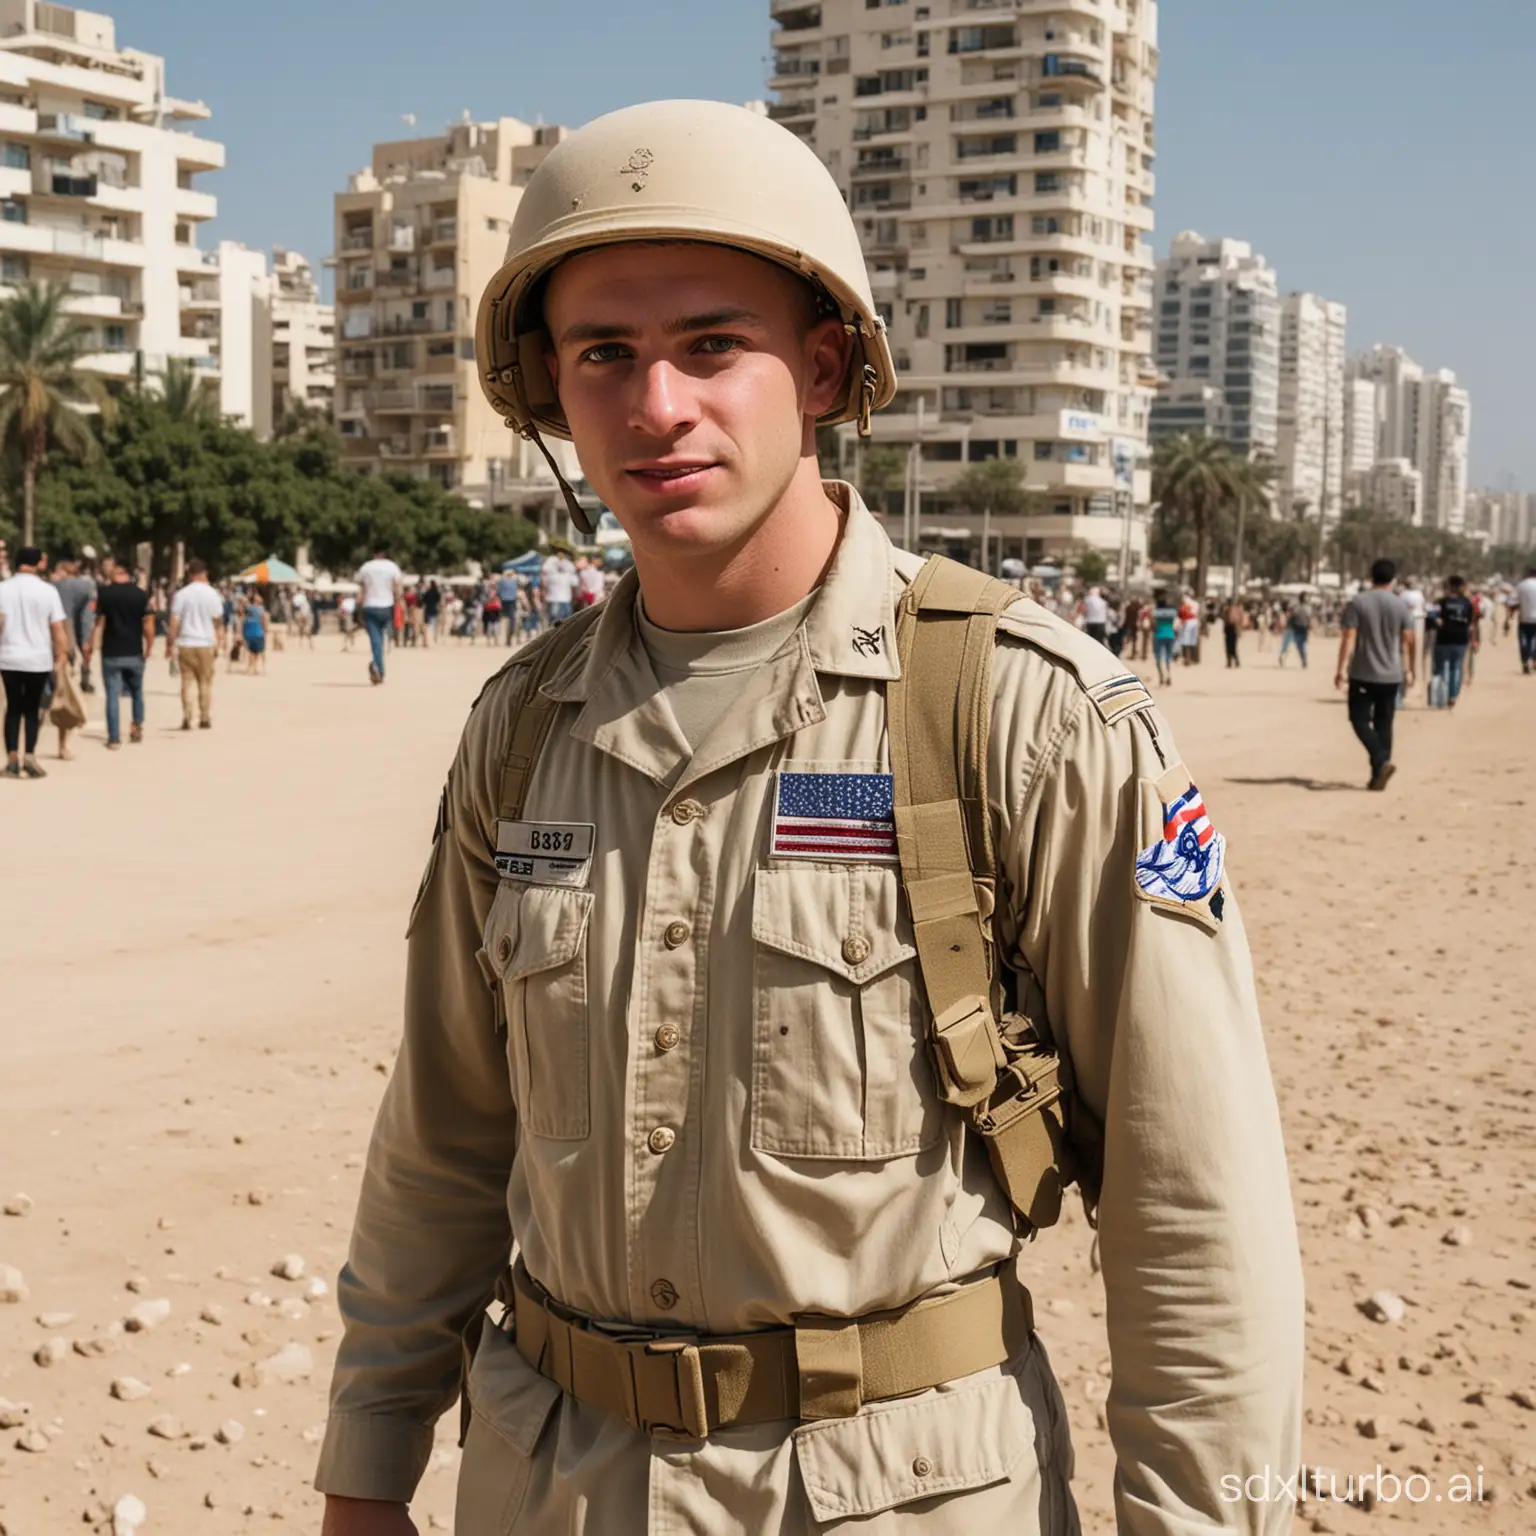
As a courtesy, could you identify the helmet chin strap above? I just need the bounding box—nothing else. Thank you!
[520,424,596,538]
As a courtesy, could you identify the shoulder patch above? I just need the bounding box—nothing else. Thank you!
[995,601,1155,725]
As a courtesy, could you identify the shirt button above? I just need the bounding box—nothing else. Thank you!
[495,935,513,966]
[841,935,872,967]
[663,921,692,949]
[647,1126,676,1155]
[912,1456,933,1479]
[670,799,704,825]
[650,1278,679,1311]
[654,1023,682,1053]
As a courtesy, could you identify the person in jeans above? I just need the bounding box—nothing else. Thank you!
[355,547,403,685]
[1511,564,1536,675]
[1428,575,1476,706]
[92,559,154,749]
[168,559,226,728]
[1336,558,1415,791]
[53,557,96,694]
[0,545,68,778]
[1278,598,1312,667]
[1150,587,1178,686]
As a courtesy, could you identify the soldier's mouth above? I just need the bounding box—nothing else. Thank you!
[627,461,721,493]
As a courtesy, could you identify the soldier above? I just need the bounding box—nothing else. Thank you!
[316,101,1303,1536]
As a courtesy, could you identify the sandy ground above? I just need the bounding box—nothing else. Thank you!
[1,622,1532,1535]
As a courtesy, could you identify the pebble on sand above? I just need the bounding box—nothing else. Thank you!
[3,1194,33,1217]
[1359,1290,1407,1324]
[1442,1225,1474,1247]
[113,1493,147,1536]
[0,1262,28,1303]
[215,1418,245,1445]
[146,1414,186,1440]
[32,1336,68,1367]
[256,1341,314,1385]
[271,1253,306,1281]
[0,1397,30,1429]
[110,1376,153,1402]
[123,1297,172,1332]
[200,1302,226,1325]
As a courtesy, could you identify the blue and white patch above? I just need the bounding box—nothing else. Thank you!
[1135,781,1225,907]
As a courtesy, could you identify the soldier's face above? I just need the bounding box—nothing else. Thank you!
[545,243,848,559]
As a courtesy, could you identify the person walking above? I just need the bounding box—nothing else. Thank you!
[1400,576,1427,679]
[1176,593,1200,664]
[1429,574,1476,708]
[1222,596,1245,668]
[168,559,226,729]
[92,557,154,750]
[577,552,606,611]
[1513,564,1536,674]
[314,100,1300,1536]
[1278,596,1312,668]
[540,545,577,624]
[241,591,269,674]
[1336,558,1415,791]
[355,548,403,685]
[53,557,97,695]
[0,545,68,778]
[1079,583,1109,646]
[1150,586,1178,686]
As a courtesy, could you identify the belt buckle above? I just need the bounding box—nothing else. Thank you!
[630,1337,709,1441]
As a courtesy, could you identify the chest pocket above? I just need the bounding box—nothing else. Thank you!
[485,881,593,1141]
[751,865,942,1161]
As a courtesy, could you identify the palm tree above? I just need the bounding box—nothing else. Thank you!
[1228,454,1277,594]
[152,356,220,425]
[0,281,112,544]
[1151,433,1243,599]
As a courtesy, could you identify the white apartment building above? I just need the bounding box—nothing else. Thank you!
[1346,344,1471,533]
[1274,292,1344,527]
[0,0,224,391]
[770,0,1160,577]
[1341,375,1376,503]
[332,117,585,512]
[1465,489,1534,551]
[1149,232,1279,457]
[269,245,333,424]
[1363,458,1422,526]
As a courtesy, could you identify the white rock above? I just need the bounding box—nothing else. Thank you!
[110,1376,153,1402]
[215,1418,245,1445]
[113,1493,148,1535]
[278,1297,308,1321]
[244,1290,272,1308]
[1362,1290,1407,1324]
[74,1331,121,1358]
[199,1303,226,1326]
[37,1310,74,1328]
[124,1298,171,1332]
[33,1336,68,1367]
[3,1193,33,1217]
[271,1254,306,1281]
[304,1276,329,1301]
[147,1414,186,1440]
[1442,1225,1474,1247]
[0,1262,28,1302]
[257,1341,314,1385]
[15,1424,50,1452]
[0,1396,30,1428]
[167,1362,192,1378]
[124,1275,149,1294]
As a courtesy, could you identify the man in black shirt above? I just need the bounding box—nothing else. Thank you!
[91,560,154,748]
[1431,574,1476,708]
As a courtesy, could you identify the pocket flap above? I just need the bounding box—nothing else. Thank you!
[793,1372,1031,1522]
[467,1317,561,1457]
[752,865,915,984]
[486,882,594,982]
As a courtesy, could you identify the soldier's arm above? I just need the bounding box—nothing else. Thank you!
[997,663,1303,1535]
[315,680,522,1505]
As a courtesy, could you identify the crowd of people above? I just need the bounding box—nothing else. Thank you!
[0,537,624,773]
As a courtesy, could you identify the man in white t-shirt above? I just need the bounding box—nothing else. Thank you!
[540,550,577,623]
[168,558,227,730]
[0,545,68,778]
[1080,586,1110,645]
[355,548,403,684]
[1513,566,1536,675]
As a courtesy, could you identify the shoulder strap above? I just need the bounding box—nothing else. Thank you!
[496,607,604,823]
[888,556,1021,1108]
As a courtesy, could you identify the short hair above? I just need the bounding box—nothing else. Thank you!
[187,558,208,577]
[1447,574,1465,591]
[15,544,41,567]
[1370,558,1396,586]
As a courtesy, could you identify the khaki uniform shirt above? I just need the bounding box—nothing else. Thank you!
[317,489,1303,1533]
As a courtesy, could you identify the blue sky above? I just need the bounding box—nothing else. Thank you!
[117,0,1531,484]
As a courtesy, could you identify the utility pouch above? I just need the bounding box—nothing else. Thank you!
[971,1017,1070,1232]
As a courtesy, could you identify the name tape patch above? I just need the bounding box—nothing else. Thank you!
[771,772,898,863]
[495,820,595,887]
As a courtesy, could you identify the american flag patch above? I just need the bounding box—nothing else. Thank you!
[771,772,898,863]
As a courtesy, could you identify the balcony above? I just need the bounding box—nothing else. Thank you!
[375,265,418,290]
[428,218,457,246]
[387,227,416,253]
[424,264,455,290]
[420,429,456,456]
[0,103,37,136]
[371,388,417,413]
[343,272,375,297]
[767,99,815,123]
[378,435,413,458]
[36,168,98,198]
[769,0,820,28]
[175,187,218,221]
[35,112,95,145]
[180,280,219,310]
[174,244,219,273]
[853,155,910,177]
[342,230,374,252]
[378,315,446,337]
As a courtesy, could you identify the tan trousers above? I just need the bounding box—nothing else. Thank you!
[178,646,215,725]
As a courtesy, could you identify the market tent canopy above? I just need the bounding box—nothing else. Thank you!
[235,557,300,585]
[501,551,543,576]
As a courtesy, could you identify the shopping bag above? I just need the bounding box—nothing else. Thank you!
[48,660,86,730]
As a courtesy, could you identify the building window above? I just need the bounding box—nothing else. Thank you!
[1034,131,1061,153]
[946,298,963,327]
[104,324,126,351]
[1035,172,1061,192]
[1,199,25,224]
[82,100,120,121]
[1031,215,1060,235]
[2,254,27,280]
[3,142,28,169]
[1035,441,1054,460]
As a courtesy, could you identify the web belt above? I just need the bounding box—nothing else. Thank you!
[506,1260,1032,1440]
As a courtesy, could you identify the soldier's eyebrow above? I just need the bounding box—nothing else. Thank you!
[557,308,765,347]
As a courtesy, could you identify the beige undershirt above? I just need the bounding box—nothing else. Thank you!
[636,591,819,753]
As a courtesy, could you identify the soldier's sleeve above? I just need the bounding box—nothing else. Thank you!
[993,640,1304,1534]
[314,673,524,1503]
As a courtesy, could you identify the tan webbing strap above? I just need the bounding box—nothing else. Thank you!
[496,605,603,824]
[510,1262,1028,1438]
[889,557,1021,1107]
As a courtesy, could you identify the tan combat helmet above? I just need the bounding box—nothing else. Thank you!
[475,99,898,533]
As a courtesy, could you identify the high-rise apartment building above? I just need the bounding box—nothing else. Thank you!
[770,0,1160,576]
[0,0,224,389]
[1465,489,1534,550]
[1274,292,1345,526]
[1362,458,1422,526]
[269,246,333,424]
[1149,232,1278,457]
[332,117,582,507]
[1341,375,1376,503]
[1346,345,1471,532]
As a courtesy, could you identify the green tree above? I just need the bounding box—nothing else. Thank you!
[858,444,908,513]
[950,456,1030,518]
[1073,547,1108,587]
[151,356,220,426]
[1151,434,1243,599]
[0,281,113,544]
